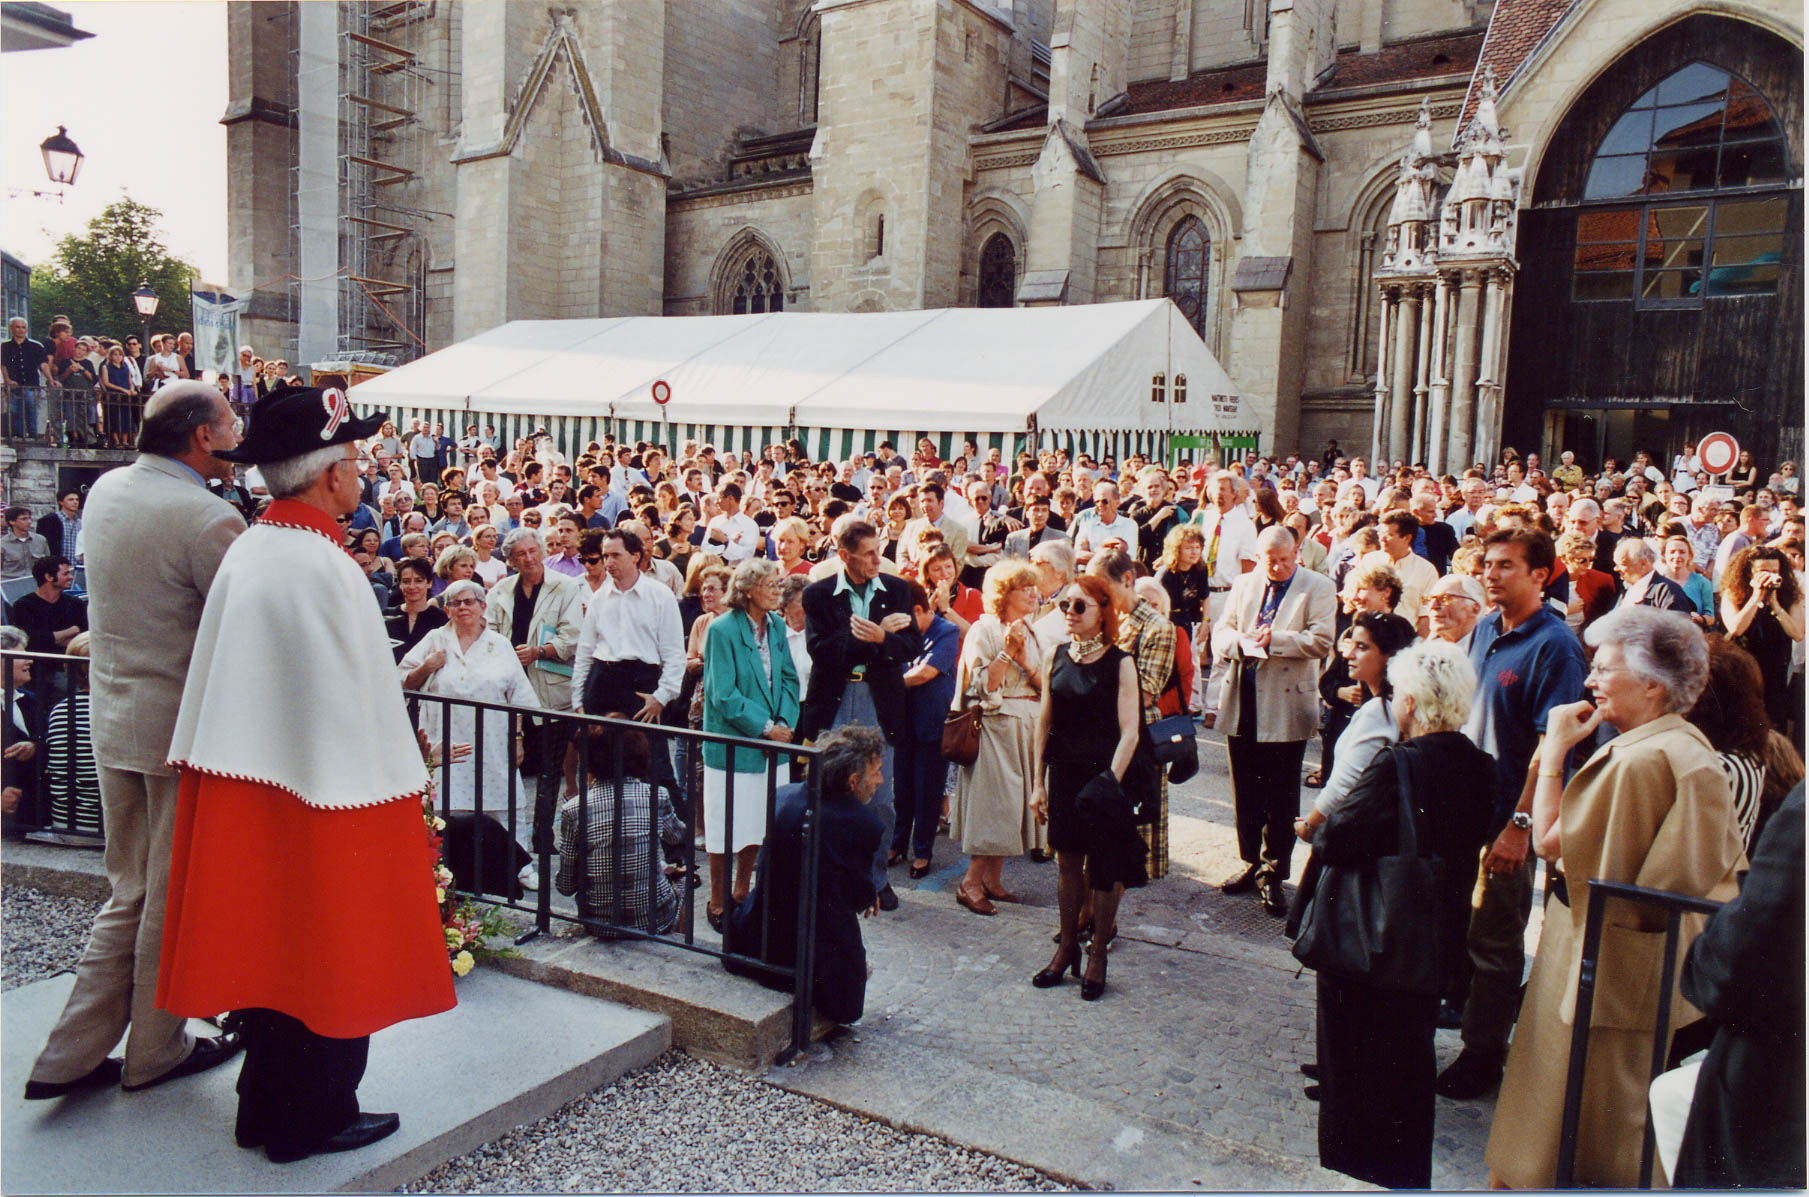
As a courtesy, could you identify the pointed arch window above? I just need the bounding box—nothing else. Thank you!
[730,250,784,315]
[1574,62,1790,306]
[1164,216,1211,339]
[978,233,1016,308]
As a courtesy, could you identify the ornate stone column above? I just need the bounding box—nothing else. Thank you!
[1426,274,1452,474]
[1445,269,1480,470]
[1388,287,1419,462]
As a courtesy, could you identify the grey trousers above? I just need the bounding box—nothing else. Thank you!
[30,767,195,1088]
[830,680,895,894]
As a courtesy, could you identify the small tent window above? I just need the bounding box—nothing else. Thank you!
[1173,373,1188,404]
[731,250,784,315]
[1164,215,1211,339]
[1151,373,1167,403]
[978,233,1016,308]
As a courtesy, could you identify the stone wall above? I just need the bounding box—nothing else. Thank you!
[665,184,817,315]
[665,0,785,186]
[3,449,133,524]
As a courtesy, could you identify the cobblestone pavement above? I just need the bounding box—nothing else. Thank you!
[783,725,1508,1190]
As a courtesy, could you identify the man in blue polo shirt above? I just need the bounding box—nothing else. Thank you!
[891,581,959,877]
[1437,527,1588,1100]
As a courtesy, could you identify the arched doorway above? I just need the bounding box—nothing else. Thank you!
[1505,16,1803,474]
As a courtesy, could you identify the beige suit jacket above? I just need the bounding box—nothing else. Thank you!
[84,455,246,773]
[1209,566,1335,742]
[484,569,584,710]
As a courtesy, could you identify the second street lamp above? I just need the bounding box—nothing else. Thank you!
[132,281,160,371]
[39,126,84,187]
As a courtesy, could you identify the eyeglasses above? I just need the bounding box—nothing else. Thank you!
[445,598,484,608]
[1056,598,1091,615]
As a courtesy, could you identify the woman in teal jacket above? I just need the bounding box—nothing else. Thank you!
[702,558,801,929]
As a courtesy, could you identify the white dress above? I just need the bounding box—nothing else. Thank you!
[399,626,539,810]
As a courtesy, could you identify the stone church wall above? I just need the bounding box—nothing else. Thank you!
[665,184,817,315]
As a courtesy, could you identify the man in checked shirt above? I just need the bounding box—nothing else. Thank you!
[1087,547,1176,881]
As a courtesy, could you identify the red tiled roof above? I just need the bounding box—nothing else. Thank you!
[1116,59,1271,118]
[1310,29,1486,93]
[1459,0,1578,133]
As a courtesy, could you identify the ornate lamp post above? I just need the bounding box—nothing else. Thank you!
[39,126,84,186]
[132,281,160,361]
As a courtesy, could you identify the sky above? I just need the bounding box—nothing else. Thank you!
[2,1,228,281]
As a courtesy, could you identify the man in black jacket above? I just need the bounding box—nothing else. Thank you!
[1674,783,1804,1188]
[724,726,886,1024]
[800,518,919,912]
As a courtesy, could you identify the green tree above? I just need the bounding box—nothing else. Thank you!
[27,196,200,341]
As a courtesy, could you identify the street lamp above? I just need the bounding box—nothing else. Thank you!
[39,126,84,186]
[132,281,160,358]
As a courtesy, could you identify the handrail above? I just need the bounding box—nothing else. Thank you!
[1554,877,1725,1189]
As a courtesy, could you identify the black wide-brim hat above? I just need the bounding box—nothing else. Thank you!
[214,384,387,464]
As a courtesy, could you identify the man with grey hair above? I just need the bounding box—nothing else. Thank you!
[1028,537,1076,652]
[1003,491,1066,559]
[1427,573,1486,654]
[3,315,51,439]
[1564,497,1620,582]
[154,384,454,1161]
[1191,470,1259,722]
[486,523,584,859]
[25,380,246,1103]
[1614,537,1693,612]
[725,723,887,1024]
[1447,478,1489,542]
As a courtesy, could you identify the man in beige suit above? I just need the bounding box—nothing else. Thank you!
[26,380,247,1098]
[1211,525,1335,915]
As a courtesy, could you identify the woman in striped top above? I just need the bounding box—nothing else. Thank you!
[44,632,100,836]
[1686,635,1804,853]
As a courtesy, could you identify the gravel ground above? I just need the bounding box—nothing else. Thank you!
[2,885,101,992]
[3,886,1068,1192]
[401,1050,1073,1194]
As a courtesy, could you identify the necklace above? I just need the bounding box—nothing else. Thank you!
[1068,634,1105,662]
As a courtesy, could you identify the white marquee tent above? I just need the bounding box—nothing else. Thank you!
[349,300,1256,464]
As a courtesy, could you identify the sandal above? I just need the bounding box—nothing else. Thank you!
[1303,769,1326,789]
[984,885,1022,904]
[955,886,998,916]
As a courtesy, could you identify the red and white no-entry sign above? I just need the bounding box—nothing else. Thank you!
[651,379,672,406]
[1698,431,1738,475]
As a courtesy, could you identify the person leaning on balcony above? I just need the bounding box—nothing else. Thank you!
[1484,607,1745,1189]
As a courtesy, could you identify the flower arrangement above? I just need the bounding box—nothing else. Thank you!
[419,732,514,975]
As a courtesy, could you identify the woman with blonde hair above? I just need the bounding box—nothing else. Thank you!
[950,560,1045,915]
[431,544,479,598]
[771,516,813,577]
[470,523,506,588]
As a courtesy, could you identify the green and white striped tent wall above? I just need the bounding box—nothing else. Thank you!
[351,301,1255,468]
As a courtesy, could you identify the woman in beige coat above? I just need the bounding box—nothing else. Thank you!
[1485,607,1745,1188]
[951,560,1044,916]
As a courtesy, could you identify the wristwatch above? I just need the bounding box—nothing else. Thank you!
[1509,811,1533,831]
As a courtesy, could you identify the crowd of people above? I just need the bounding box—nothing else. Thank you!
[3,387,1804,1185]
[2,315,303,447]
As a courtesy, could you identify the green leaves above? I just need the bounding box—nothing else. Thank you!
[26,196,199,340]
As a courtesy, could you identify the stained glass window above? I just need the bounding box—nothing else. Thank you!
[731,251,783,315]
[978,233,1015,308]
[1164,216,1211,338]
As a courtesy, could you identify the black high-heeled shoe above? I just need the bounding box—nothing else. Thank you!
[1080,948,1108,1001]
[1032,945,1082,988]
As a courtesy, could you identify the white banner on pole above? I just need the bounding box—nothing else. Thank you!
[191,287,250,378]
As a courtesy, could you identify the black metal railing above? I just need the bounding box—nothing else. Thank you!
[3,385,257,449]
[1555,877,1726,1189]
[0,648,829,1062]
[1,651,104,847]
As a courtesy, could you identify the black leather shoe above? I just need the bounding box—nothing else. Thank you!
[1261,876,1288,916]
[1300,1062,1322,1080]
[909,860,932,879]
[1220,864,1259,895]
[1303,1084,1323,1102]
[1434,1049,1505,1100]
[121,1034,243,1092]
[23,1057,123,1100]
[266,1112,401,1164]
[1028,849,1051,863]
[877,885,899,912]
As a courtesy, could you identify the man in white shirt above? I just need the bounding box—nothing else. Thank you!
[1192,471,1259,722]
[1358,510,1437,636]
[474,458,516,502]
[1336,458,1380,506]
[703,481,761,562]
[1071,481,1141,568]
[1426,573,1485,655]
[572,527,686,722]
[1446,478,1488,541]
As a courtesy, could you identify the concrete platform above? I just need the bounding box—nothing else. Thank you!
[490,922,833,1069]
[2,838,110,903]
[2,968,670,1194]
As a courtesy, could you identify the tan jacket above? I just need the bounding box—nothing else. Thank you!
[84,455,245,773]
[902,514,968,568]
[1210,566,1335,742]
[483,569,584,710]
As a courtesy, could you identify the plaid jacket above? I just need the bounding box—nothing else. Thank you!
[555,779,686,936]
[1118,599,1176,725]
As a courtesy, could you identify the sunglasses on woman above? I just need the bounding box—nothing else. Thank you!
[1056,598,1091,615]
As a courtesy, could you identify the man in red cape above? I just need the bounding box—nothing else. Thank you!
[159,385,455,1163]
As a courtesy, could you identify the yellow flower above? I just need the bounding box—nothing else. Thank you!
[436,887,447,904]
[444,926,462,948]
[433,817,447,831]
[452,950,475,977]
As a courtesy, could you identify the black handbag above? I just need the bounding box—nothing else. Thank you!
[1290,746,1439,995]
[1145,661,1199,784]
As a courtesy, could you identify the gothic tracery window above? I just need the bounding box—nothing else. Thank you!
[1164,215,1211,339]
[978,233,1016,308]
[1572,62,1790,306]
[730,250,784,315]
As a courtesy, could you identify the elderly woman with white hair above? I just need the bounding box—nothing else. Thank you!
[1295,639,1495,1188]
[700,557,800,931]
[1485,607,1745,1189]
[398,578,538,811]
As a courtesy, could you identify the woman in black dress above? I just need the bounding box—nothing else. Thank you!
[1719,545,1805,732]
[1295,639,1494,1189]
[385,558,447,663]
[1028,574,1147,1001]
